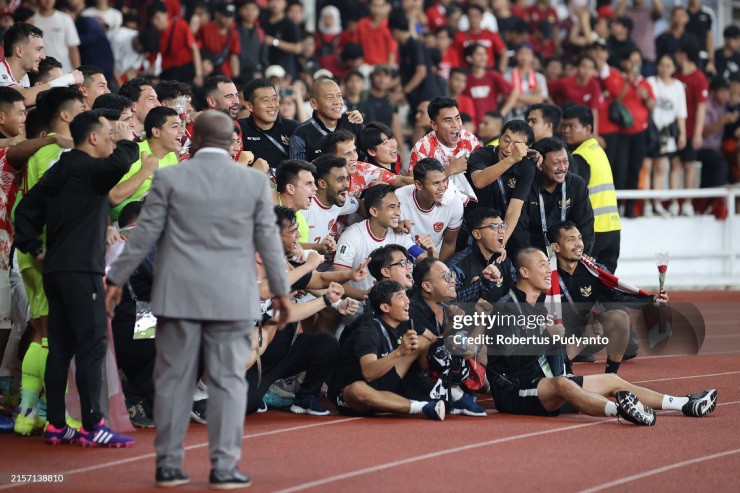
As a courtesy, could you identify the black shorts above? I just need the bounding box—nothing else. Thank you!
[331,369,437,416]
[678,140,697,163]
[492,376,584,416]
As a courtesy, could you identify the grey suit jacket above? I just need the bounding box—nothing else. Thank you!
[107,149,289,321]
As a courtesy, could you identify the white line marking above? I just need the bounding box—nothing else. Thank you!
[577,448,740,493]
[274,402,740,493]
[0,418,362,491]
[633,371,740,384]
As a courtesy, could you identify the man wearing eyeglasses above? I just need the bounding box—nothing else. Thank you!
[447,207,515,304]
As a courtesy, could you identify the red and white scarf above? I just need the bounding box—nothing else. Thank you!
[510,67,538,93]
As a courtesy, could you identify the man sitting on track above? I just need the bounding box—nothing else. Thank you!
[329,280,446,421]
[478,247,717,426]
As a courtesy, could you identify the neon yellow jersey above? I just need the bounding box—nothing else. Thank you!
[276,193,310,242]
[109,140,179,221]
[15,138,66,271]
[487,137,499,147]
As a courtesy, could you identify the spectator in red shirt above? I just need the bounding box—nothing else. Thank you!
[198,3,240,79]
[426,0,453,31]
[315,5,341,58]
[463,43,518,126]
[454,4,508,73]
[356,0,397,66]
[548,55,602,128]
[674,39,709,212]
[525,0,559,58]
[149,1,203,85]
[448,68,476,123]
[436,27,461,79]
[319,43,364,82]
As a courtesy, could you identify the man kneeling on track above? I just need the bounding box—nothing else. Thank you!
[477,247,717,426]
[329,280,446,420]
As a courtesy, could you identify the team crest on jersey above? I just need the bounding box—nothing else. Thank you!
[580,285,592,297]
[507,177,517,188]
[281,135,290,145]
[495,277,504,287]
[558,197,571,208]
[339,245,347,254]
[433,222,444,233]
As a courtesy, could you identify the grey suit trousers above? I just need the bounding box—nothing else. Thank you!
[153,317,252,471]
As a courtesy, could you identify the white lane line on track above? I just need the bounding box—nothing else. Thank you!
[633,370,740,384]
[0,418,363,491]
[272,402,740,493]
[577,448,740,493]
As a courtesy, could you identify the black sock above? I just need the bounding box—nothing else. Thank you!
[565,357,573,375]
[605,359,621,374]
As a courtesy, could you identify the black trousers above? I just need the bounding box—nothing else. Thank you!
[617,131,648,216]
[601,132,620,175]
[592,230,621,274]
[43,272,108,430]
[245,332,339,415]
[698,148,730,187]
[111,303,156,408]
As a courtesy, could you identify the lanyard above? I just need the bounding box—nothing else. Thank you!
[258,125,288,156]
[496,177,508,210]
[538,181,566,248]
[558,276,575,308]
[508,290,553,377]
[373,319,397,354]
[309,118,329,137]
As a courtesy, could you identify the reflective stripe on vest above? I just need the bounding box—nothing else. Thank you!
[573,138,621,233]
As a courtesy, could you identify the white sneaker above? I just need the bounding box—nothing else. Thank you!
[681,201,695,216]
[668,201,680,216]
[654,202,670,217]
[643,202,653,217]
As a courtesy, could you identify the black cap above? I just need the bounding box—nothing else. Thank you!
[217,3,236,16]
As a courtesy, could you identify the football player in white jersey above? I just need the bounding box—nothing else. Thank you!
[334,185,436,291]
[396,158,464,262]
[0,23,82,106]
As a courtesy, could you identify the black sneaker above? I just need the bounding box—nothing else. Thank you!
[191,399,207,424]
[208,468,251,490]
[155,467,189,487]
[681,389,717,417]
[615,391,656,426]
[128,402,155,428]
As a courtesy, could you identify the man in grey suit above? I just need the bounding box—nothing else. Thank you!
[105,110,291,489]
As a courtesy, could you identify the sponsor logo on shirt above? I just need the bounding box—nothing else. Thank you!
[246,136,260,141]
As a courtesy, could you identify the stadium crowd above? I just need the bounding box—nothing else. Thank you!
[0,0,731,449]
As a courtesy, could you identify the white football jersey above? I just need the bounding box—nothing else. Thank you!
[0,61,30,88]
[334,219,415,291]
[396,184,464,252]
[300,195,360,244]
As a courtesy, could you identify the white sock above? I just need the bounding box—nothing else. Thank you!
[450,385,465,402]
[662,394,689,410]
[409,400,427,414]
[605,401,618,417]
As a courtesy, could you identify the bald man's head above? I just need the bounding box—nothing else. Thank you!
[192,110,233,152]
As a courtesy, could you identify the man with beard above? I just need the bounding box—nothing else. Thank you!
[300,155,359,266]
[289,78,363,161]
[239,78,297,173]
[514,137,594,257]
[396,158,464,262]
[203,76,240,119]
[447,207,512,304]
[409,97,481,203]
[108,107,182,221]
[334,185,436,291]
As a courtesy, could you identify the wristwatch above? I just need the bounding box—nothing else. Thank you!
[272,38,280,47]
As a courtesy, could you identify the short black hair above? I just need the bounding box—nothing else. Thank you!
[362,183,396,212]
[449,67,467,79]
[319,129,355,156]
[118,201,143,229]
[29,56,62,86]
[274,205,297,227]
[275,160,316,193]
[463,42,484,60]
[466,3,484,16]
[466,207,502,230]
[533,137,567,158]
[12,7,35,24]
[547,220,578,245]
[413,157,445,183]
[118,76,153,103]
[3,22,43,59]
[412,257,438,288]
[78,65,105,85]
[360,122,393,153]
[677,37,701,65]
[93,93,135,112]
[343,70,364,84]
[369,279,405,315]
[203,75,234,99]
[154,80,192,103]
[144,106,179,139]
[0,86,25,111]
[528,103,562,130]
[562,104,594,132]
[484,110,503,121]
[242,78,276,103]
[387,10,409,32]
[312,154,346,182]
[70,109,119,146]
[24,108,48,138]
[514,247,544,270]
[501,119,535,146]
[368,244,410,281]
[427,96,458,121]
[36,87,84,122]
[147,0,168,18]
